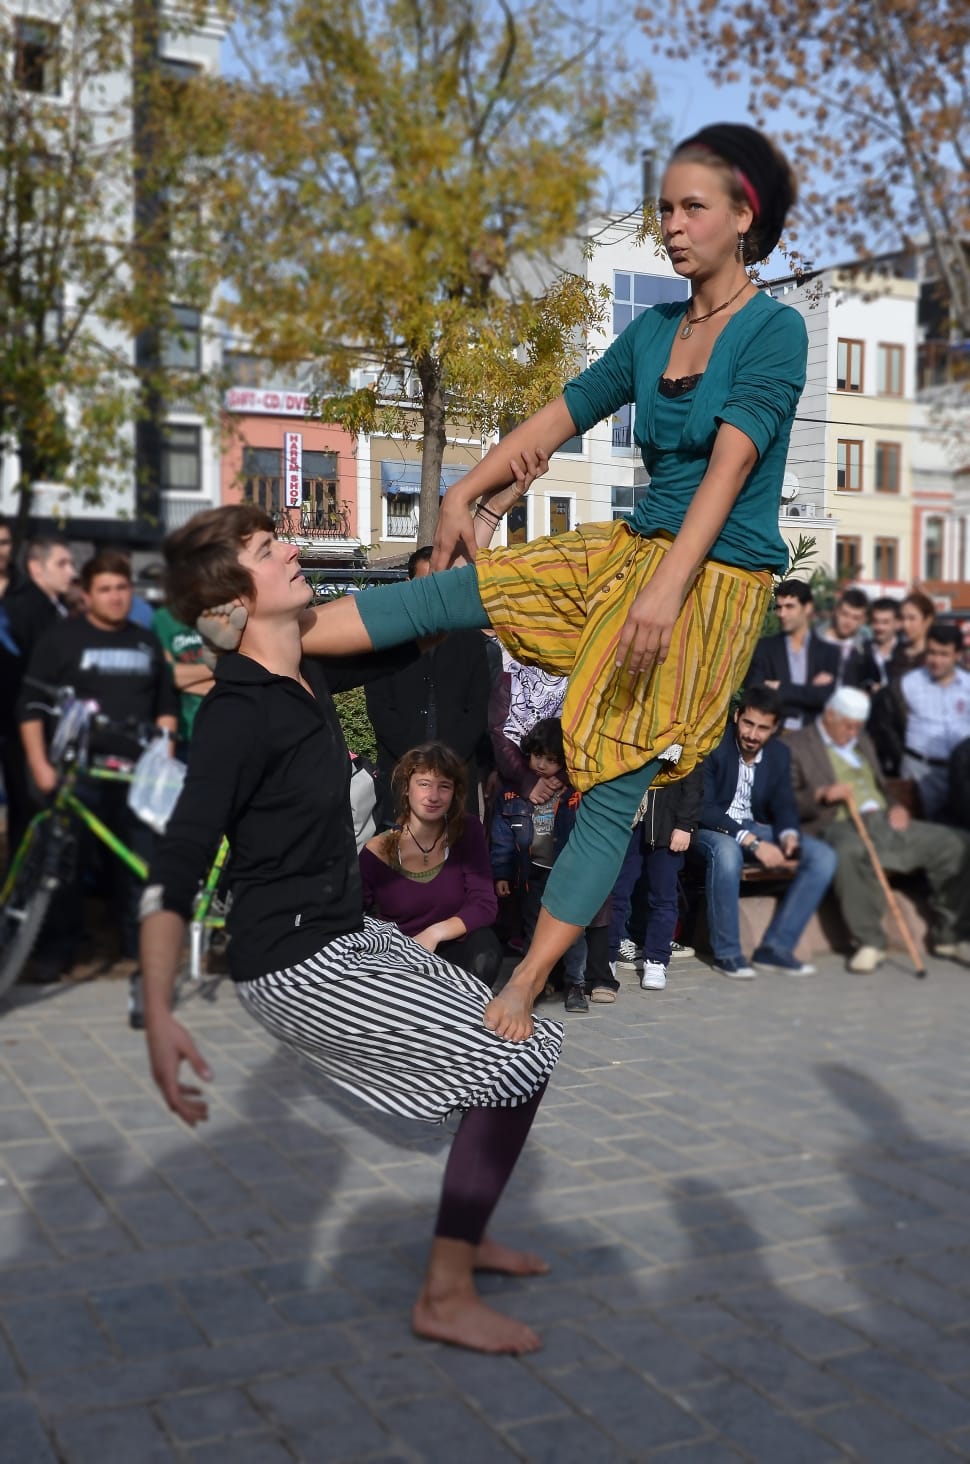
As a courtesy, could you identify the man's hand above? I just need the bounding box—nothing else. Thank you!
[31,760,58,796]
[812,671,835,686]
[495,879,511,897]
[779,834,800,859]
[817,781,854,805]
[888,803,910,832]
[529,775,563,805]
[146,1014,212,1127]
[763,679,781,690]
[615,572,687,675]
[669,828,691,854]
[751,839,791,870]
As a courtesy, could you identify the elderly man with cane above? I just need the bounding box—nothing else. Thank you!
[788,687,970,973]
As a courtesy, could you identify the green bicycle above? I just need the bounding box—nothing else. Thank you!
[0,686,229,1002]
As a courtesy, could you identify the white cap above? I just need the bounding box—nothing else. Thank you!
[827,686,871,721]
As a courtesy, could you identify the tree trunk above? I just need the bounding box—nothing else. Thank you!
[417,354,446,546]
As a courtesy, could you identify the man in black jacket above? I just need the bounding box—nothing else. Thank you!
[694,686,837,978]
[0,536,77,860]
[365,546,490,828]
[747,579,841,731]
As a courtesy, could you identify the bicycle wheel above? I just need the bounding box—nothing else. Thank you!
[0,823,61,1000]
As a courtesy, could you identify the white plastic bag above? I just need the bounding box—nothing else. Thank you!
[127,736,187,834]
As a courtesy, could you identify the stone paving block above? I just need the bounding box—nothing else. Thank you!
[506,1410,632,1463]
[185,1435,296,1464]
[23,1178,113,1231]
[831,1346,970,1435]
[690,1377,841,1462]
[379,1394,519,1463]
[583,1313,728,1391]
[250,1370,387,1457]
[565,1358,707,1452]
[91,1280,207,1357]
[51,1118,127,1156]
[0,1397,59,1463]
[0,1213,58,1267]
[716,1289,868,1362]
[3,1292,114,1374]
[813,1400,954,1463]
[53,1405,177,1463]
[702,1329,852,1413]
[339,1353,450,1406]
[177,1272,290,1343]
[112,1188,213,1246]
[155,1385,266,1443]
[0,1108,53,1142]
[430,1349,568,1425]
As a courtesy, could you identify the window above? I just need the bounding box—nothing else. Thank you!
[877,343,904,397]
[836,439,863,491]
[924,517,944,580]
[507,502,528,546]
[161,424,201,492]
[875,441,901,493]
[874,537,898,582]
[549,498,571,536]
[14,19,60,95]
[301,450,338,529]
[836,339,864,392]
[160,306,201,371]
[612,402,633,451]
[611,484,650,521]
[243,447,281,510]
[556,434,583,454]
[385,494,417,538]
[613,271,688,334]
[835,537,862,579]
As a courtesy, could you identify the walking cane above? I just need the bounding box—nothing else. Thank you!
[846,797,927,979]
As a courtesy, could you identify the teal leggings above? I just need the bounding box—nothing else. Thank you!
[355,571,661,927]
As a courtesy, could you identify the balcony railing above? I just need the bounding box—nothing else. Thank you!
[273,505,355,541]
[386,512,418,537]
[161,494,209,530]
[612,425,632,448]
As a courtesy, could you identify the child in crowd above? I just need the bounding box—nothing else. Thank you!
[491,718,614,1013]
[608,766,704,992]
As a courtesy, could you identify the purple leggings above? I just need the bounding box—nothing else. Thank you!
[434,1082,547,1244]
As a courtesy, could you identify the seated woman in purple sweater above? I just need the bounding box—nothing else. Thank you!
[359,742,503,989]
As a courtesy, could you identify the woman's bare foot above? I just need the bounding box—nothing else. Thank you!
[474,1236,550,1276]
[412,1284,541,1354]
[483,970,536,1041]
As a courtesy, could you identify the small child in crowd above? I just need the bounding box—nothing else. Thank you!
[609,765,704,991]
[491,718,614,1013]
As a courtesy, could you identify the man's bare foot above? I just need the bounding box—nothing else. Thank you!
[474,1237,550,1276]
[483,971,536,1041]
[412,1288,541,1354]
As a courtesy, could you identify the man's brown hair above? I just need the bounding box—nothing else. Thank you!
[163,504,275,627]
[79,550,132,591]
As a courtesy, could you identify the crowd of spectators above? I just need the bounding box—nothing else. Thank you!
[2,522,970,1014]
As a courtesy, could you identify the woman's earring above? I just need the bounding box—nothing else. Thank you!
[737,231,746,261]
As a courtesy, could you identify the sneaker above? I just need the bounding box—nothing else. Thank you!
[712,957,755,980]
[564,983,589,1013]
[934,940,970,966]
[669,940,695,960]
[848,945,886,974]
[616,939,642,967]
[640,961,667,990]
[752,946,816,976]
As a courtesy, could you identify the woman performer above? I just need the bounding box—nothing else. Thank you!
[205,123,806,1045]
[140,506,562,1356]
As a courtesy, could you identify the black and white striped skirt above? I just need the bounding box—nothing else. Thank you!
[236,917,563,1124]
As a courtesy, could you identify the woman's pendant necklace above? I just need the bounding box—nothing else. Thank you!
[407,824,442,867]
[680,280,751,340]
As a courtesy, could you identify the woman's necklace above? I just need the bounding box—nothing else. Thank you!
[406,823,444,867]
[680,280,751,340]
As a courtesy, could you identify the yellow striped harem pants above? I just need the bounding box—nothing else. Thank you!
[354,520,771,926]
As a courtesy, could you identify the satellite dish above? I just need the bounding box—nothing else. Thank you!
[780,471,799,504]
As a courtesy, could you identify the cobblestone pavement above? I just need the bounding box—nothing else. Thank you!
[3,949,970,1463]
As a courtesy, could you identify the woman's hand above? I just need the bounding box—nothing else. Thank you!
[615,572,689,675]
[146,1013,212,1127]
[413,925,442,953]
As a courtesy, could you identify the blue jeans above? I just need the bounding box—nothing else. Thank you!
[693,822,837,963]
